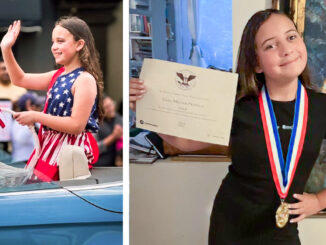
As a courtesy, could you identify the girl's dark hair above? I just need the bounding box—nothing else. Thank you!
[55,16,104,121]
[236,9,312,101]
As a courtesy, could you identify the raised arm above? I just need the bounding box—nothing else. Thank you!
[0,20,55,90]
[14,72,97,134]
[129,77,146,111]
[159,133,213,152]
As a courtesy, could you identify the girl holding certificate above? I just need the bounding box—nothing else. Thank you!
[130,9,326,244]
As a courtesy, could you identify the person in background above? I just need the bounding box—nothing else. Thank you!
[10,92,44,163]
[0,58,26,102]
[95,96,123,166]
[0,57,26,153]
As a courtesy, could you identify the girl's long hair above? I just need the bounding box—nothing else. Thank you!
[236,9,312,101]
[55,16,104,121]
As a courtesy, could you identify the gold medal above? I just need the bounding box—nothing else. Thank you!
[260,84,308,230]
[275,201,289,228]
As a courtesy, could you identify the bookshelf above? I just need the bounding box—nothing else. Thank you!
[129,0,172,77]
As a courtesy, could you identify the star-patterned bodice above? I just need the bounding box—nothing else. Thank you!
[46,67,99,132]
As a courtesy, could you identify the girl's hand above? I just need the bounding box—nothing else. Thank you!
[13,111,39,126]
[130,78,146,111]
[0,20,21,50]
[288,192,322,223]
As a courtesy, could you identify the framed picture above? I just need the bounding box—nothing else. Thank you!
[273,0,325,88]
[273,1,326,194]
[302,0,326,89]
[272,0,306,33]
[296,0,326,193]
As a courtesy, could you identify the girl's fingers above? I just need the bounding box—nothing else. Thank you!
[288,208,304,215]
[130,77,138,82]
[130,77,143,83]
[130,95,143,102]
[12,21,17,30]
[13,21,20,35]
[293,193,305,201]
[130,87,146,95]
[129,87,140,94]
[16,20,21,32]
[290,214,306,223]
[130,78,144,85]
[129,95,138,102]
[130,81,145,89]
[130,102,135,111]
[288,202,303,209]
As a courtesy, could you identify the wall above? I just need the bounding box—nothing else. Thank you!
[106,2,123,105]
[10,0,123,103]
[299,218,326,245]
[232,0,272,71]
[130,160,231,245]
[15,0,56,75]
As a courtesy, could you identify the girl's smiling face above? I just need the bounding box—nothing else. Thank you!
[255,14,307,83]
[51,25,83,66]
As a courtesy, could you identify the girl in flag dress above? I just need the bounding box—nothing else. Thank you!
[130,9,326,245]
[0,17,104,181]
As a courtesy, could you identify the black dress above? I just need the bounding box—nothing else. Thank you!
[209,89,326,245]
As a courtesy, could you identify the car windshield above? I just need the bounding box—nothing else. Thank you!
[0,161,59,193]
[0,159,122,194]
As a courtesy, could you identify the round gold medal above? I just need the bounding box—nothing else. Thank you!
[275,202,289,228]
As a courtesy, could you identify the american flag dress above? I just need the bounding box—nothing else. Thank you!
[27,67,99,181]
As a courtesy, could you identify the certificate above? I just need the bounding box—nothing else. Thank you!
[136,59,238,145]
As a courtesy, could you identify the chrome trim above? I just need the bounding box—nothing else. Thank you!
[0,181,122,197]
[64,181,123,191]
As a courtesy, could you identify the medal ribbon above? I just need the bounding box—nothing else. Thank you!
[259,81,308,199]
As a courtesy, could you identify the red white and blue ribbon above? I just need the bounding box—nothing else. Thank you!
[259,81,308,199]
[0,107,14,127]
[0,108,6,128]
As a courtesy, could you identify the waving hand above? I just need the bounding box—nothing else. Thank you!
[1,20,21,50]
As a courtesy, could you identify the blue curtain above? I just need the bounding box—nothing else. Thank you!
[175,0,233,71]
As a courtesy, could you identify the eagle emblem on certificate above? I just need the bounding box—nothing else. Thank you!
[175,70,196,90]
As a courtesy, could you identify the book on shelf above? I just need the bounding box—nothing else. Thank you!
[135,3,149,10]
[130,148,158,164]
[130,138,156,155]
[129,14,151,36]
[130,131,157,154]
[138,45,152,52]
[130,0,149,10]
[171,154,231,162]
[135,51,152,59]
[143,15,149,34]
[139,47,152,53]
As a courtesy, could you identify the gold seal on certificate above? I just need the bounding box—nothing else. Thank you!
[136,58,238,145]
[275,201,289,228]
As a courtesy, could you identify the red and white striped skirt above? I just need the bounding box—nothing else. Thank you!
[27,130,95,181]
